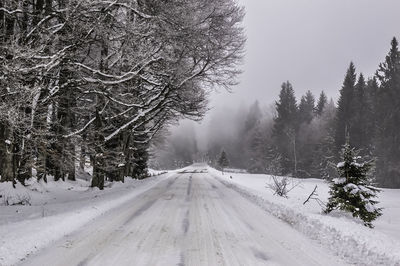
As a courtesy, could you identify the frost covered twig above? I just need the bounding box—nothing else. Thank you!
[267,175,300,198]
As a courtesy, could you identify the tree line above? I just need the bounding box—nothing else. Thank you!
[206,37,400,188]
[0,0,245,189]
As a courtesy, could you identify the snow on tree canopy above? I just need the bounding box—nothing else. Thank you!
[332,177,346,185]
[337,162,345,168]
[325,142,382,228]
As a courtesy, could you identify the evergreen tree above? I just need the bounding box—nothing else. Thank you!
[366,77,379,131]
[375,37,400,187]
[311,99,337,180]
[273,81,298,175]
[248,123,267,173]
[265,146,283,175]
[0,0,245,187]
[297,90,316,177]
[315,91,328,116]
[365,77,379,155]
[298,90,315,124]
[325,142,382,228]
[244,101,262,131]
[334,62,357,153]
[218,150,230,174]
[351,73,373,151]
[243,101,262,169]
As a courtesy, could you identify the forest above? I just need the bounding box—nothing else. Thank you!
[2,1,400,190]
[154,38,400,189]
[0,0,245,189]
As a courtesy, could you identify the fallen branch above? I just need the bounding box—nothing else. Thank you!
[303,185,318,205]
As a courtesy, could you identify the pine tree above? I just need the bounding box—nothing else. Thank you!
[265,146,283,175]
[298,90,315,124]
[243,101,262,169]
[248,123,267,173]
[313,99,337,180]
[218,150,229,174]
[375,37,400,187]
[0,0,245,187]
[315,91,328,116]
[334,62,357,153]
[325,142,382,228]
[273,81,298,175]
[351,73,373,151]
[365,77,379,155]
[366,77,379,131]
[297,90,316,178]
[244,101,262,131]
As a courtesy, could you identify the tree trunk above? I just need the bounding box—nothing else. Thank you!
[37,141,47,182]
[0,124,14,183]
[80,135,86,170]
[91,110,105,190]
[67,143,76,181]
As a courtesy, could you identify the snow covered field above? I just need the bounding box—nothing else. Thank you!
[209,167,400,265]
[1,165,399,265]
[0,170,171,265]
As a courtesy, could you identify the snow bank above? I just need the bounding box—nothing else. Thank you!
[0,173,172,266]
[208,167,400,266]
[148,168,168,176]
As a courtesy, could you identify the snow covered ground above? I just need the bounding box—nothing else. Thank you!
[0,170,172,266]
[1,164,399,265]
[15,165,347,266]
[1,164,349,266]
[208,167,400,265]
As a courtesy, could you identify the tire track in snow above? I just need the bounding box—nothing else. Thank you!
[122,198,158,225]
[182,210,190,235]
[21,175,183,266]
[186,176,193,198]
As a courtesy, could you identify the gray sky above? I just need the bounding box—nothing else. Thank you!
[175,0,400,148]
[210,0,400,108]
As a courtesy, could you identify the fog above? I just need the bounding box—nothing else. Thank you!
[152,0,400,172]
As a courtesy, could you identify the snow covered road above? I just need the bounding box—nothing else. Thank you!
[21,166,347,266]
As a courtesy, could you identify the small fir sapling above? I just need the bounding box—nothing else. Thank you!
[325,142,382,228]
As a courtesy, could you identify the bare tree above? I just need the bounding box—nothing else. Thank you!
[0,0,245,188]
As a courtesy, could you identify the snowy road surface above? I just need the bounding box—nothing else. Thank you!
[21,165,347,266]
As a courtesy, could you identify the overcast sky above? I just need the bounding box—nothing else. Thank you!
[210,0,400,108]
[174,0,400,146]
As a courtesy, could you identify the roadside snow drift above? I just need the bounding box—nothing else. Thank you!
[208,167,400,265]
[0,172,170,266]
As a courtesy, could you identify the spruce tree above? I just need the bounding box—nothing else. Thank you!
[314,99,337,180]
[315,91,328,116]
[325,142,382,228]
[218,150,230,174]
[365,77,379,155]
[298,90,315,124]
[334,62,357,153]
[375,37,400,187]
[273,81,298,175]
[297,90,316,177]
[244,101,262,131]
[248,123,267,173]
[351,73,372,151]
[243,101,262,169]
